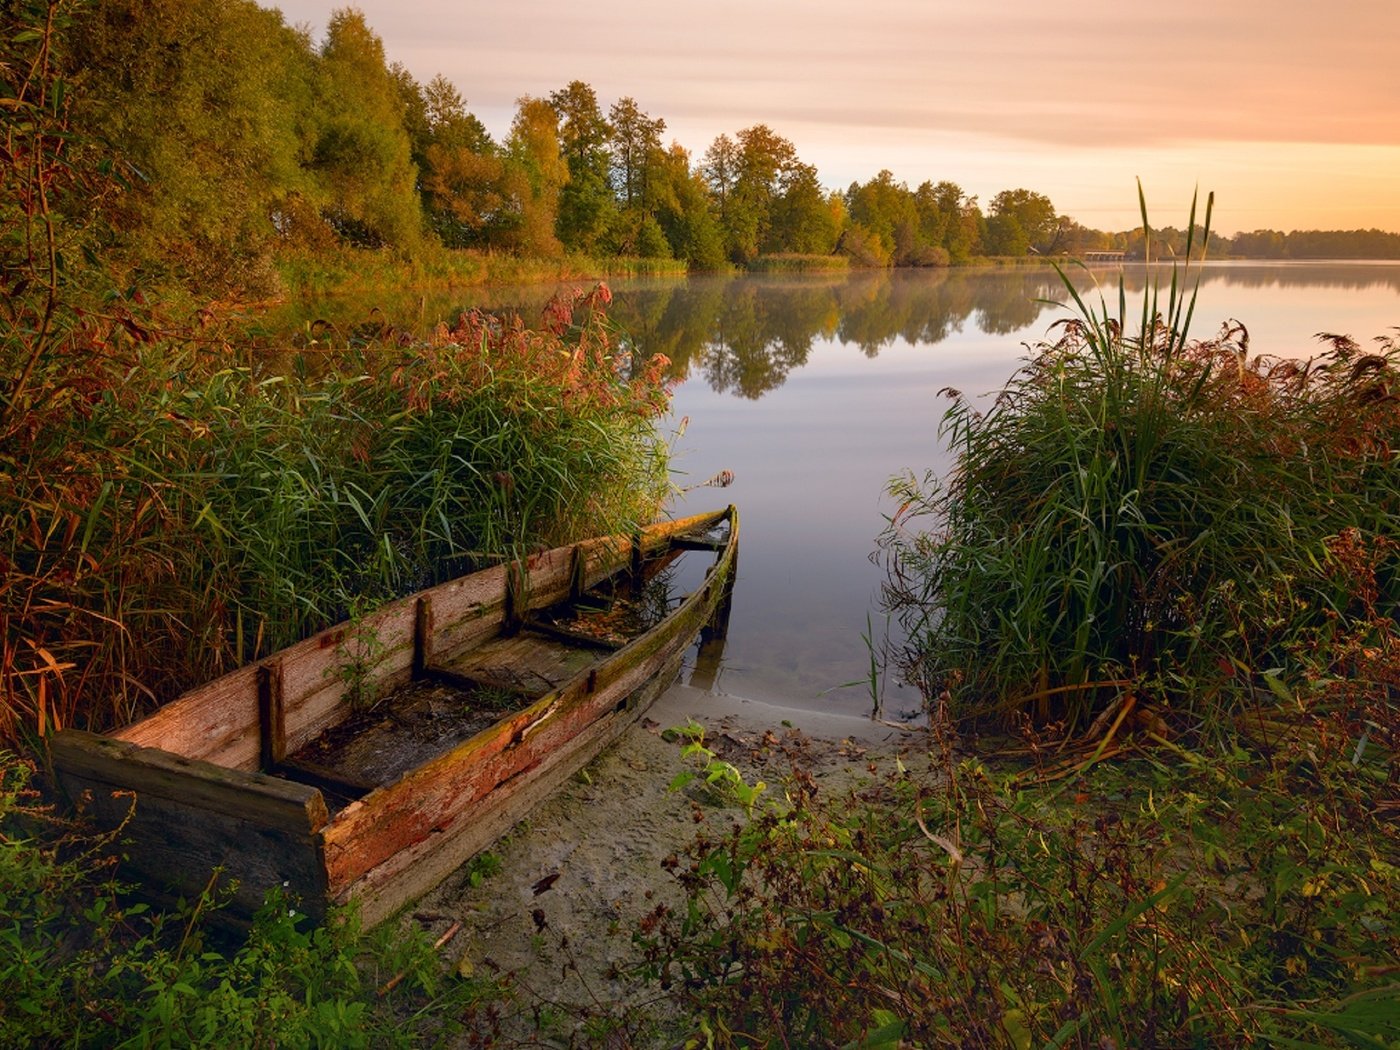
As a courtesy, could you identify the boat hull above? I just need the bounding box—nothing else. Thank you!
[53,507,737,926]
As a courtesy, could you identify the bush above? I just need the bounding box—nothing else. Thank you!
[880,236,1399,727]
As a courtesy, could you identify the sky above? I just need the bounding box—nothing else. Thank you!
[271,0,1400,235]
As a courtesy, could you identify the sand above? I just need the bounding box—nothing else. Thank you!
[405,682,927,1046]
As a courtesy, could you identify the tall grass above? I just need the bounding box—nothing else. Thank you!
[746,253,851,274]
[880,191,1399,728]
[1,286,671,744]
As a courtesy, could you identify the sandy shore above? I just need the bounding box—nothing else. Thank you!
[407,682,926,1045]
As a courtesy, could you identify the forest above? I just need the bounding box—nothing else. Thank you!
[49,0,1400,300]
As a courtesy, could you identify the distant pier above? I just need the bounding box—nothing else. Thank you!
[1080,250,1127,263]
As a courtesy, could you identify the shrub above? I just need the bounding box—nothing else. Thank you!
[880,195,1399,728]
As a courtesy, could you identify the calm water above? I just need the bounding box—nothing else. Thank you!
[279,262,1400,718]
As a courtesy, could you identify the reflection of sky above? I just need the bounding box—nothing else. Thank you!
[660,264,1400,716]
[670,333,1025,717]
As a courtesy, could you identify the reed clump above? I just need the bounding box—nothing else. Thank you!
[1,285,671,745]
[746,253,851,274]
[880,193,1399,730]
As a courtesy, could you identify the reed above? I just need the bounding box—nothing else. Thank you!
[1,287,670,744]
[746,253,851,274]
[881,190,1399,728]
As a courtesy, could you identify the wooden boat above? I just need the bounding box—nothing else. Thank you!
[52,506,737,927]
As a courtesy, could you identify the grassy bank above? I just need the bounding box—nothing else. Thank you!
[274,245,691,299]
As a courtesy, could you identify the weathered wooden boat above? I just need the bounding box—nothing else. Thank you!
[53,506,737,927]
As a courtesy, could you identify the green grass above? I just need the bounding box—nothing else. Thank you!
[879,191,1400,730]
[746,253,851,273]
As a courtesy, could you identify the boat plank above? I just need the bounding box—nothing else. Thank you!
[52,730,330,920]
[113,664,262,769]
[341,649,683,927]
[320,568,722,892]
[448,633,599,698]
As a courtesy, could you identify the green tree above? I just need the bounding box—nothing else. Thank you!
[548,80,616,253]
[311,8,422,249]
[503,95,567,256]
[653,144,725,269]
[922,182,984,263]
[988,188,1058,254]
[845,170,920,265]
[717,124,799,263]
[701,134,739,228]
[68,0,318,288]
[608,97,666,209]
[770,161,840,254]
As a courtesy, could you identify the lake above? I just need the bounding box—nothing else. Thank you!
[279,262,1400,718]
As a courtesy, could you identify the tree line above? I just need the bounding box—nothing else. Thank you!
[57,1,1400,295]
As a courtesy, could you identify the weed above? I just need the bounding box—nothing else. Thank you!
[665,720,767,815]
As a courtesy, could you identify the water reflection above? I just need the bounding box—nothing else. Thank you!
[269,263,1399,716]
[268,262,1400,404]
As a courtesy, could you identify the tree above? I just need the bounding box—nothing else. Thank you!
[845,170,919,265]
[988,189,1058,254]
[548,81,615,254]
[424,75,491,153]
[68,0,319,287]
[608,97,665,208]
[503,95,567,256]
[719,124,799,263]
[422,145,506,248]
[312,8,422,249]
[770,161,839,254]
[653,144,725,269]
[702,134,739,224]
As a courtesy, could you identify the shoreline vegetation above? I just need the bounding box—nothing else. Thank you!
[28,0,1399,311]
[2,2,1396,1047]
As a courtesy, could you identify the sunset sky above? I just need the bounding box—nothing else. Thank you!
[273,0,1400,235]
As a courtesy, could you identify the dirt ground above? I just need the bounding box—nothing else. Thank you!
[403,682,928,1046]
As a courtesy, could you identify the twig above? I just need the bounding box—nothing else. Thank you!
[914,797,964,865]
[377,920,462,997]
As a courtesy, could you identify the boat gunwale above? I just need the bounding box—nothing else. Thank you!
[318,505,739,894]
